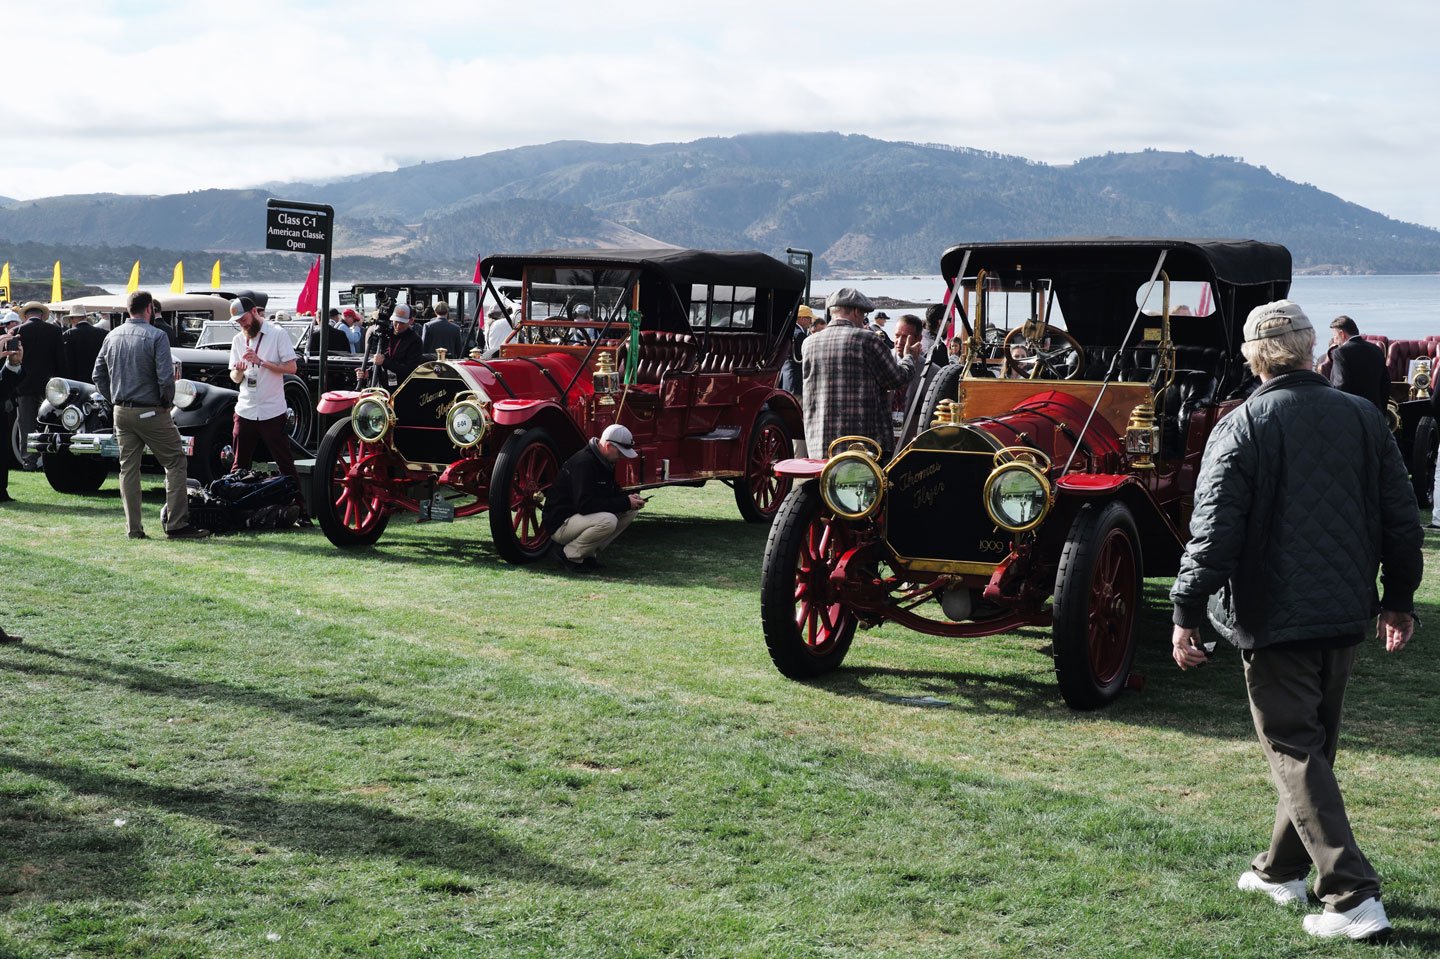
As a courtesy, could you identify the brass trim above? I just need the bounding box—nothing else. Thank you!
[826,434,882,459]
[351,393,396,444]
[445,395,491,449]
[820,450,887,520]
[982,461,1053,533]
[901,558,1001,576]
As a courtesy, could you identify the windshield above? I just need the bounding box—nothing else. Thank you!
[509,268,638,345]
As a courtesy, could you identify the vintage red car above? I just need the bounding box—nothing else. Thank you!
[314,248,808,560]
[760,238,1293,709]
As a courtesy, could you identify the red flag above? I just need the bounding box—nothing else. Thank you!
[472,254,484,284]
[296,256,321,315]
[1196,282,1212,317]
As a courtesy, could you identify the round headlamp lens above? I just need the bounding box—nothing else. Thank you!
[173,379,199,410]
[985,464,1050,530]
[352,397,392,443]
[446,400,487,448]
[60,405,84,430]
[822,454,883,518]
[46,377,70,408]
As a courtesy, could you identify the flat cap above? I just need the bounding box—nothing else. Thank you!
[825,287,874,312]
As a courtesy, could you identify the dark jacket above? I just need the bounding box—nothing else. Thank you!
[1170,371,1422,649]
[16,317,63,397]
[383,326,424,384]
[779,323,805,396]
[1328,335,1389,413]
[62,322,107,382]
[543,440,630,532]
[421,318,464,357]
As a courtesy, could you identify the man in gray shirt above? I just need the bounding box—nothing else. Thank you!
[93,291,209,539]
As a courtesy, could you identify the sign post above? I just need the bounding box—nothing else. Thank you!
[265,198,335,449]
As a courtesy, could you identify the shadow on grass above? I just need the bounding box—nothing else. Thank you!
[4,645,471,732]
[1384,902,1440,951]
[0,799,147,909]
[814,664,1059,714]
[0,751,602,908]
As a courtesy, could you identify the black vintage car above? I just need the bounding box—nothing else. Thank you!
[28,375,247,490]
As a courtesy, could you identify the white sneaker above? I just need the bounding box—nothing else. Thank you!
[1237,870,1308,906]
[1302,897,1392,940]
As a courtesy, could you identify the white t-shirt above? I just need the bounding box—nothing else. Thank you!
[484,316,513,359]
[229,321,298,421]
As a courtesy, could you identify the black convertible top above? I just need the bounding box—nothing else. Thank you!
[939,238,1292,351]
[940,238,1291,288]
[484,248,807,292]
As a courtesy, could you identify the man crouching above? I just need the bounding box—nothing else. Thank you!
[543,424,646,572]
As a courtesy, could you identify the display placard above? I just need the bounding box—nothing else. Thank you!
[265,205,332,255]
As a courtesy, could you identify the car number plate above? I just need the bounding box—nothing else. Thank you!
[419,495,456,523]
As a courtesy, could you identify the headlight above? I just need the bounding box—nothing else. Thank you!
[983,462,1052,532]
[60,406,84,430]
[820,451,885,519]
[173,379,202,410]
[351,394,394,444]
[46,377,71,408]
[445,397,489,448]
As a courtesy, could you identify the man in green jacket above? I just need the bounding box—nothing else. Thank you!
[1170,299,1422,941]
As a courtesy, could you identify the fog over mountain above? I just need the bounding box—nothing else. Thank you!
[2,133,1438,278]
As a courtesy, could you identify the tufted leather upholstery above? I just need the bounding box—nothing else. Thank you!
[1385,339,1437,380]
[615,331,698,386]
[698,333,768,374]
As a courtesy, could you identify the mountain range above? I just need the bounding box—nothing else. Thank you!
[2,133,1438,278]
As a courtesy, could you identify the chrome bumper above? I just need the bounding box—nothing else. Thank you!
[68,432,196,458]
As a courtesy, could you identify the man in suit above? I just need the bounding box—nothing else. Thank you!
[14,302,64,470]
[1325,316,1388,414]
[319,308,353,354]
[0,326,23,502]
[62,305,107,382]
[421,300,463,356]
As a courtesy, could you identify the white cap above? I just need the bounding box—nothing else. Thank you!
[600,423,638,458]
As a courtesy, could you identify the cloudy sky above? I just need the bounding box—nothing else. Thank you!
[6,0,1439,228]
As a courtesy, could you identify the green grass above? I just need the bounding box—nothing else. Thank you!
[1,471,1438,958]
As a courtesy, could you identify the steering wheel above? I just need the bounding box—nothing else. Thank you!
[1002,324,1086,380]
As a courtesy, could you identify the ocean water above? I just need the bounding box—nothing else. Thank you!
[812,274,1439,342]
[121,272,1437,342]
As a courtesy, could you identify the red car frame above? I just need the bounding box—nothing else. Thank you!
[760,238,1292,709]
[314,248,807,562]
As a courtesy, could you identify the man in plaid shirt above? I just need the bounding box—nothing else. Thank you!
[802,288,921,460]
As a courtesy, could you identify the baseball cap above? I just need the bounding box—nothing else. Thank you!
[600,423,638,458]
[796,305,814,320]
[1243,300,1313,342]
[392,304,412,323]
[235,295,258,314]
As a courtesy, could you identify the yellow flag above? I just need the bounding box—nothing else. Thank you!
[0,262,9,301]
[52,261,62,303]
[170,261,184,294]
[211,259,221,289]
[127,261,141,294]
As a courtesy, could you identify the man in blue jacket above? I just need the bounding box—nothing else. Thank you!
[542,424,647,572]
[1170,300,1421,941]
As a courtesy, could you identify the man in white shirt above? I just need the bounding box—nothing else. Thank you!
[483,308,513,359]
[228,294,299,478]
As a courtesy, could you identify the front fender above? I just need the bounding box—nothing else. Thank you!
[318,390,363,415]
[1049,473,1185,576]
[175,384,238,430]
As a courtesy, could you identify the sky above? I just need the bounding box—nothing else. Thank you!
[5,0,1439,229]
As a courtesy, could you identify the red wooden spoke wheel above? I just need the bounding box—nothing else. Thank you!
[735,411,793,523]
[1052,500,1142,710]
[761,481,857,678]
[316,417,393,547]
[489,428,561,564]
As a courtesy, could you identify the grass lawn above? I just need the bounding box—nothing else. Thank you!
[1,470,1438,958]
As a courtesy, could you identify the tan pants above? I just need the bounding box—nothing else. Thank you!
[552,510,637,560]
[114,406,190,535]
[1243,643,1381,911]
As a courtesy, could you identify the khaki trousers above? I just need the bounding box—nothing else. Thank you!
[1242,643,1381,911]
[552,510,636,560]
[114,406,190,535]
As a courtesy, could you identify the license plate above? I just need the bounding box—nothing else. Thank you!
[180,436,196,456]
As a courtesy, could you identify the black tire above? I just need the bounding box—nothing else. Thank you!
[919,363,963,431]
[734,411,793,523]
[42,447,108,494]
[489,428,561,565]
[8,414,23,468]
[185,413,233,486]
[1412,416,1437,509]
[315,417,392,547]
[760,481,857,678]
[283,379,314,450]
[1052,500,1143,710]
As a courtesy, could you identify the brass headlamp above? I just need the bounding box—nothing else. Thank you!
[592,349,621,405]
